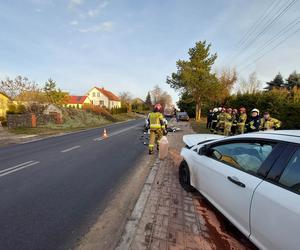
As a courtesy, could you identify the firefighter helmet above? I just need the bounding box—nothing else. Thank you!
[251,108,260,114]
[154,104,162,112]
[239,107,246,113]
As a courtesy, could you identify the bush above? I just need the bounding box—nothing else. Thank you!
[0,116,6,126]
[225,89,300,129]
[111,107,128,114]
[6,104,17,114]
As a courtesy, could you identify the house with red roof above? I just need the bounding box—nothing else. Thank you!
[66,95,92,109]
[86,87,121,109]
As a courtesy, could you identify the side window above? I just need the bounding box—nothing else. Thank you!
[93,92,96,97]
[97,92,100,97]
[209,142,274,174]
[278,148,300,194]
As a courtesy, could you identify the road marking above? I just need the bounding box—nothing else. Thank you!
[94,124,140,141]
[61,145,81,153]
[0,161,34,174]
[0,161,40,178]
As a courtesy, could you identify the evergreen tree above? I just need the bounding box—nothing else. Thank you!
[145,91,152,107]
[265,73,284,91]
[167,41,218,121]
[286,71,300,90]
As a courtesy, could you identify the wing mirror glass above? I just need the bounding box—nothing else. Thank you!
[199,145,212,155]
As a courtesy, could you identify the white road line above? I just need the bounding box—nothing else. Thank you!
[61,145,81,153]
[0,161,40,178]
[0,161,34,174]
[94,124,140,141]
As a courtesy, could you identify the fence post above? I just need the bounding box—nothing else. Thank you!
[31,114,37,128]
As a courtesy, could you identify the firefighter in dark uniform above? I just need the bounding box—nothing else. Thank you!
[210,108,219,134]
[246,108,261,133]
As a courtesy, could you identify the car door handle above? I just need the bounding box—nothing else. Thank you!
[227,176,246,188]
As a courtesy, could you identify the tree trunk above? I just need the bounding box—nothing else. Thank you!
[195,97,201,121]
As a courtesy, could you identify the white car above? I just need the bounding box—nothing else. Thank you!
[180,131,300,250]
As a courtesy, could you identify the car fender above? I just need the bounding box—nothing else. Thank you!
[180,147,197,188]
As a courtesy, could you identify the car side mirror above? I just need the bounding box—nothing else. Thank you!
[199,145,211,155]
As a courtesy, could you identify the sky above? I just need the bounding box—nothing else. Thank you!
[0,0,299,103]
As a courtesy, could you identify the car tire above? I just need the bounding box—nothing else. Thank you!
[179,160,196,192]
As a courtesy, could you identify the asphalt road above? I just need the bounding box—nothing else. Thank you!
[0,119,147,250]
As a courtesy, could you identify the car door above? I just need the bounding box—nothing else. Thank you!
[250,145,300,250]
[195,140,276,237]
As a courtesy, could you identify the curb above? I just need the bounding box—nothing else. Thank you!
[116,158,160,250]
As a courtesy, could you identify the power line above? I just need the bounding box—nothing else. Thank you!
[239,0,297,53]
[237,16,300,69]
[237,0,281,48]
[229,0,282,62]
[238,26,300,73]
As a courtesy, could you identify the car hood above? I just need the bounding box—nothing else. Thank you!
[183,134,225,148]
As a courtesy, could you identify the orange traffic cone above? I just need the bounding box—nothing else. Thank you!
[103,128,108,139]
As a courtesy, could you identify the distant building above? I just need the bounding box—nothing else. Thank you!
[0,92,10,117]
[87,87,121,109]
[131,98,145,105]
[66,96,92,109]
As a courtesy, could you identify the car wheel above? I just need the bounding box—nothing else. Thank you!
[179,160,196,192]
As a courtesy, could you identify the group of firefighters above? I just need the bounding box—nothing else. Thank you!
[147,104,282,155]
[207,107,282,136]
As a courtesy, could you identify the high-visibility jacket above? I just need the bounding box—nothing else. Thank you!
[224,113,233,124]
[260,117,281,130]
[148,112,165,130]
[237,113,247,125]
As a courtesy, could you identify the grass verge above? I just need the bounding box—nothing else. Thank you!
[190,118,210,134]
[10,112,143,136]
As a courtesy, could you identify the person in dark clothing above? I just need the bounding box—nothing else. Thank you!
[206,109,214,129]
[231,109,238,135]
[246,108,261,133]
[210,108,219,133]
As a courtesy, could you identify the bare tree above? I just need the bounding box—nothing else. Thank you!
[151,85,172,109]
[119,91,132,112]
[0,75,38,100]
[218,67,237,94]
[237,72,262,94]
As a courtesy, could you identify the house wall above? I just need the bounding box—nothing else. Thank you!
[87,88,109,108]
[109,100,121,108]
[0,94,9,117]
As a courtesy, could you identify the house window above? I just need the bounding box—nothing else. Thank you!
[93,92,96,97]
[100,101,104,106]
[97,92,100,97]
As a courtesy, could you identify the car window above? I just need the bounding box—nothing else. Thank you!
[209,142,274,174]
[278,148,300,194]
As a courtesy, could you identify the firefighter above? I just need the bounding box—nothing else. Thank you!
[148,104,165,155]
[224,108,233,136]
[246,108,261,133]
[216,108,226,133]
[237,107,247,134]
[210,108,219,133]
[206,109,214,129]
[260,112,281,131]
[231,109,238,135]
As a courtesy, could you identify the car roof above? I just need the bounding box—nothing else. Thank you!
[230,130,300,144]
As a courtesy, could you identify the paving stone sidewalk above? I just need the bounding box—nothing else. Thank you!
[120,122,255,250]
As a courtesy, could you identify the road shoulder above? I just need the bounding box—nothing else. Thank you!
[77,148,155,250]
